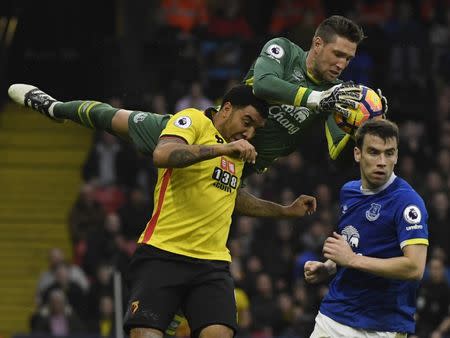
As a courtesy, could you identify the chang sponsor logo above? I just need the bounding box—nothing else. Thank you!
[268,104,312,135]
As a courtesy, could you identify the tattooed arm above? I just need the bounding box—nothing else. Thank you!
[153,136,258,168]
[235,189,317,218]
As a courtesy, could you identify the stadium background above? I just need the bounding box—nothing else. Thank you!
[0,0,449,337]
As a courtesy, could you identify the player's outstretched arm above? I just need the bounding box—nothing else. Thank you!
[8,84,132,140]
[234,189,316,218]
[323,232,427,280]
[153,136,257,168]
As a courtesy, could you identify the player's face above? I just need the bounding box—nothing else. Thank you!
[354,134,398,189]
[221,103,265,142]
[313,35,357,82]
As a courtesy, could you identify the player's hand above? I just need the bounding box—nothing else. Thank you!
[318,82,363,118]
[282,195,317,217]
[304,261,330,284]
[377,88,388,116]
[322,232,356,268]
[223,139,257,164]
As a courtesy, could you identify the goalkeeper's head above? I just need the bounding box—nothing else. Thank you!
[309,16,365,82]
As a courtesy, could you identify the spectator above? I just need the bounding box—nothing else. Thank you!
[159,0,208,35]
[86,263,114,320]
[82,213,124,277]
[416,258,450,337]
[174,81,213,112]
[88,295,116,336]
[41,263,87,318]
[251,273,278,334]
[207,0,253,40]
[36,248,89,303]
[82,131,139,188]
[429,192,450,255]
[69,182,106,245]
[31,289,85,335]
[118,188,152,240]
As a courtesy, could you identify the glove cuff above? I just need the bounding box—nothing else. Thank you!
[306,90,321,110]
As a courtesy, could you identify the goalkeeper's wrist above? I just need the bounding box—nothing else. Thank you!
[306,90,321,111]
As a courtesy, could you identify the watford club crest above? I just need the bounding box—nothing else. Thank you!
[131,300,139,315]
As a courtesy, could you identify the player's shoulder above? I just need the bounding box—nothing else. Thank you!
[166,108,210,131]
[391,176,426,207]
[262,37,303,57]
[341,179,361,192]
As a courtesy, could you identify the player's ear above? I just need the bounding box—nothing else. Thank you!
[354,146,361,163]
[221,102,232,119]
[313,36,323,51]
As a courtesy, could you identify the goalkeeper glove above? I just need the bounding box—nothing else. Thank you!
[377,88,388,117]
[307,82,363,118]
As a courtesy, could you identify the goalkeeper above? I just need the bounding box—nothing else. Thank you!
[8,16,385,177]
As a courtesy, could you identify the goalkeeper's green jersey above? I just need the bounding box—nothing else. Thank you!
[243,37,348,174]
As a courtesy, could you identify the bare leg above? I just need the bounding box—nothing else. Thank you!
[130,327,164,338]
[198,324,233,338]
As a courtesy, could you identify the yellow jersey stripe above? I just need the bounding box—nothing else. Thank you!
[400,238,429,249]
[325,122,351,160]
[294,87,308,106]
[307,70,321,84]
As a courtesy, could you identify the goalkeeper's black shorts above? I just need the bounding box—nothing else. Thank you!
[123,244,237,337]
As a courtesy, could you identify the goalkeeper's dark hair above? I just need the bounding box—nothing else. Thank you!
[315,15,365,44]
[220,85,269,119]
[355,119,399,149]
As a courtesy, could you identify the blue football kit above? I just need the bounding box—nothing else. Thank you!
[320,174,429,334]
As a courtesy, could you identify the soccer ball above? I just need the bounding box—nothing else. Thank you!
[334,85,384,134]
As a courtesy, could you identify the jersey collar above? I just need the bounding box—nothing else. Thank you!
[360,173,397,195]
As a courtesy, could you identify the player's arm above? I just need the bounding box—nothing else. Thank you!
[323,232,427,280]
[251,38,309,106]
[153,136,258,168]
[304,259,337,284]
[234,188,316,218]
[111,109,132,139]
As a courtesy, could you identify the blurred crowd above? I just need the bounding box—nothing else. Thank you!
[21,0,450,337]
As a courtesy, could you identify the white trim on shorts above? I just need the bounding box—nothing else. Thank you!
[309,312,407,338]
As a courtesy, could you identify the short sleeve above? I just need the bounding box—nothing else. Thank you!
[128,111,172,154]
[160,109,207,145]
[395,191,429,249]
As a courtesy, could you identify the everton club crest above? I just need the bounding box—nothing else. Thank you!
[366,203,381,221]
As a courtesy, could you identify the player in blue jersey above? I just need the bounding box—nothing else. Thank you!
[304,119,429,338]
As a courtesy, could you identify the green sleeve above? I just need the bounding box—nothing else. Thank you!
[325,114,352,160]
[128,111,171,154]
[251,38,312,107]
